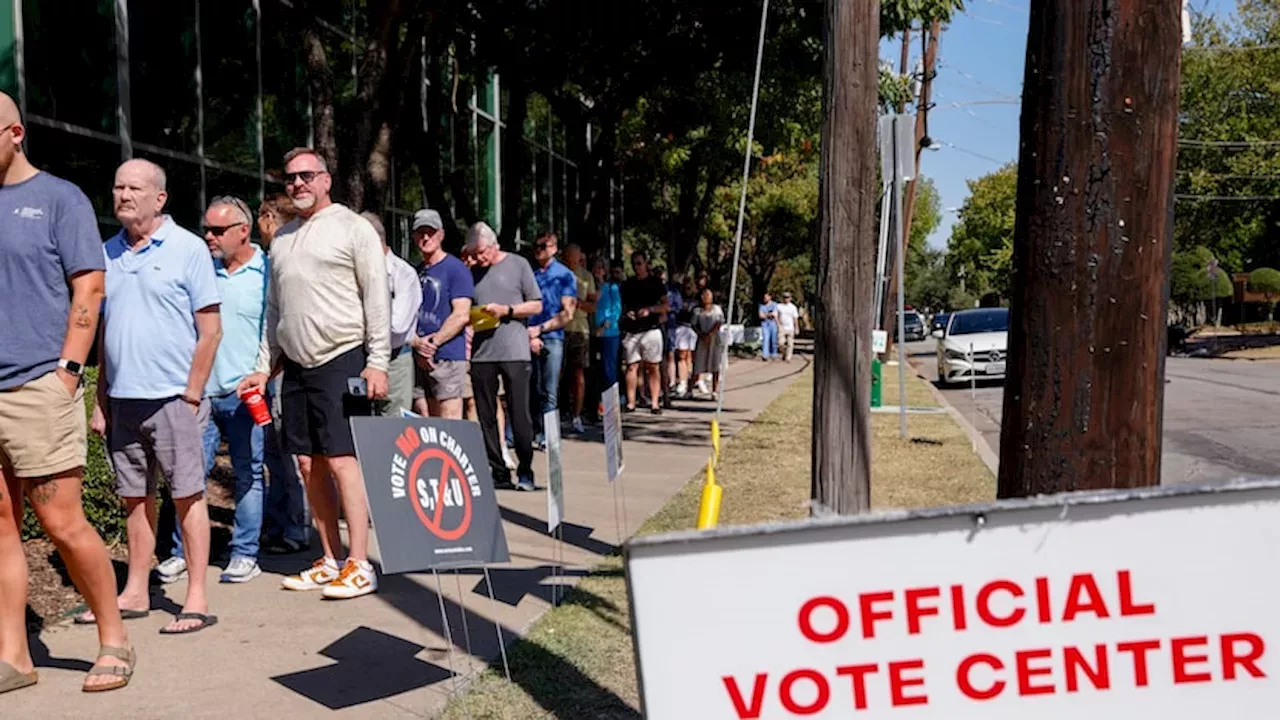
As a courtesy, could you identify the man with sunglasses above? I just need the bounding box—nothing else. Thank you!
[528,231,577,448]
[158,197,267,586]
[240,148,389,600]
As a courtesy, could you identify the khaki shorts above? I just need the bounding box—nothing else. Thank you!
[417,360,470,401]
[0,370,87,478]
[622,329,664,365]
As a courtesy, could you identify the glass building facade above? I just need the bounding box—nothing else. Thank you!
[0,0,578,256]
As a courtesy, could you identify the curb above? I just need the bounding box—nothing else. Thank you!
[906,359,1000,477]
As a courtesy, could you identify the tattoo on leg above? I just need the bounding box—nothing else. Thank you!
[28,478,58,506]
[73,303,92,330]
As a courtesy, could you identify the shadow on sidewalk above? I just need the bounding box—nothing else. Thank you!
[498,506,617,556]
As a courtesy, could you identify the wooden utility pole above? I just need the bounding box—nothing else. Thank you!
[998,0,1181,497]
[811,0,877,515]
[880,19,940,344]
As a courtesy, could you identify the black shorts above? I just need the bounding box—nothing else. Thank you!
[281,346,372,457]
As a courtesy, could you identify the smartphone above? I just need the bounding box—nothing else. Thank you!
[346,377,368,397]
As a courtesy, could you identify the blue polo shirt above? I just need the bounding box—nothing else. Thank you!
[530,258,577,340]
[103,217,221,400]
[207,246,268,396]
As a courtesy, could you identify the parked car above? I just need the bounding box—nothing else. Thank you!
[894,309,926,342]
[934,307,1009,385]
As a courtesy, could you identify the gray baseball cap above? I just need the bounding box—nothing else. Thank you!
[413,209,442,231]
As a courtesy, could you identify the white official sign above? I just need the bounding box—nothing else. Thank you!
[602,383,624,482]
[626,480,1280,719]
[872,329,888,354]
[544,409,564,533]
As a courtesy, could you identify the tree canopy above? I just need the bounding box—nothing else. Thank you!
[946,162,1016,299]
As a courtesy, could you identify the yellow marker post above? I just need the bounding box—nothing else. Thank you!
[696,455,722,530]
[711,418,721,464]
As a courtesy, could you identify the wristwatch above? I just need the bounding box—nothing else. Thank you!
[505,305,514,319]
[58,358,84,377]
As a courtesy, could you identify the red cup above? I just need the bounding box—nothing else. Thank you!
[242,387,272,427]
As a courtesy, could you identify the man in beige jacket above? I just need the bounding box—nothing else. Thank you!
[240,147,389,600]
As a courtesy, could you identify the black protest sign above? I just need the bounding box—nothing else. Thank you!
[352,417,510,573]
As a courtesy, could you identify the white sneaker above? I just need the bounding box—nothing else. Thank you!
[220,557,262,584]
[674,381,688,397]
[156,556,187,584]
[281,557,340,591]
[571,416,586,434]
[502,445,518,470]
[322,559,378,600]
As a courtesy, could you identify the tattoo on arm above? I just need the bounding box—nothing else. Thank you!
[73,304,92,330]
[27,478,58,506]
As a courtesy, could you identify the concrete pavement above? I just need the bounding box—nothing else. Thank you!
[907,339,1280,485]
[7,355,808,719]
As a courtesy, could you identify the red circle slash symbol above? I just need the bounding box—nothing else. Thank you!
[406,448,473,540]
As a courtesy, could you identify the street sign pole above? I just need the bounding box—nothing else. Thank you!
[891,114,913,438]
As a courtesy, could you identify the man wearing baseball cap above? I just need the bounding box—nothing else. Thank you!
[411,209,474,419]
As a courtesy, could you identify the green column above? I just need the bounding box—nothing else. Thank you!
[477,71,501,231]
[0,0,18,99]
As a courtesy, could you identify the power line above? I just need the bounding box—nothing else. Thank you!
[1175,194,1280,202]
[939,142,1009,166]
[1178,171,1280,180]
[1183,43,1280,53]
[1180,139,1280,148]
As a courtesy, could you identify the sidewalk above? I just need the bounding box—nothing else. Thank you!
[7,355,807,719]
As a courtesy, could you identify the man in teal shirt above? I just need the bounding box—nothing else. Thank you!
[163,196,267,585]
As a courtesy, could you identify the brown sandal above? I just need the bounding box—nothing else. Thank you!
[0,661,37,695]
[82,645,135,693]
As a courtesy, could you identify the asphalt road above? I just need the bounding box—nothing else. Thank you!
[904,339,1280,485]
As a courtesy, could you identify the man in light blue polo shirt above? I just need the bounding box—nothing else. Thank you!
[162,196,267,585]
[90,159,223,636]
[527,231,577,448]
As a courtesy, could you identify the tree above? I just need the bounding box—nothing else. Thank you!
[1170,246,1232,323]
[998,0,1181,497]
[947,163,1016,298]
[1249,267,1280,325]
[811,0,878,516]
[904,177,940,290]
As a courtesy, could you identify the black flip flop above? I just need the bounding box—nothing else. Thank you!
[159,613,218,635]
[74,608,149,625]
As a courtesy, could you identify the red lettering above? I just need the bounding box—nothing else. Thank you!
[1062,573,1110,621]
[1016,648,1055,696]
[1064,644,1111,692]
[859,591,895,639]
[798,596,850,644]
[1035,577,1052,623]
[394,427,419,457]
[1171,636,1212,684]
[977,580,1025,627]
[779,669,830,716]
[836,664,878,710]
[1117,639,1161,687]
[951,585,968,630]
[1221,633,1267,680]
[889,660,929,707]
[957,653,1005,701]
[1117,570,1155,617]
[905,587,941,635]
[722,673,767,719]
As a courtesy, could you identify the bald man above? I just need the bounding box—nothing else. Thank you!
[0,94,136,692]
[87,158,223,635]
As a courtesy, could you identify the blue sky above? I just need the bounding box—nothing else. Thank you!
[890,0,1236,250]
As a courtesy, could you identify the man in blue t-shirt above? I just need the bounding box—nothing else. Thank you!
[411,209,474,419]
[759,292,778,360]
[0,96,136,691]
[528,231,578,446]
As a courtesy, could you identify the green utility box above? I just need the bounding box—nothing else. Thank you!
[871,357,882,408]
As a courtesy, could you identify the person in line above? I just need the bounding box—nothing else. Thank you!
[673,276,699,398]
[463,223,542,491]
[777,291,800,362]
[91,159,222,635]
[255,195,308,555]
[411,209,473,419]
[562,244,596,434]
[161,197,268,586]
[0,96,134,692]
[360,212,421,417]
[528,232,577,447]
[620,251,668,414]
[239,147,390,600]
[591,258,622,409]
[692,288,726,397]
[655,266,683,408]
[759,292,778,361]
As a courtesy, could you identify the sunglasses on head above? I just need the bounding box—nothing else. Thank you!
[284,170,325,185]
[204,222,246,237]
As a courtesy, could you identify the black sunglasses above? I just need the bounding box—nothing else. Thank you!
[204,222,246,237]
[284,170,325,185]
[535,241,553,250]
